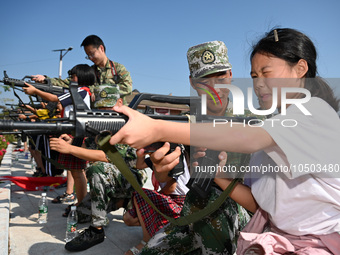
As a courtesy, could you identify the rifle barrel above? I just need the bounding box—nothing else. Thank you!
[0,120,74,133]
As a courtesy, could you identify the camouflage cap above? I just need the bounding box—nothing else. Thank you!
[187,41,232,78]
[93,84,120,108]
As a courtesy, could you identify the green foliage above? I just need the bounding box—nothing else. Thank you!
[1,84,11,92]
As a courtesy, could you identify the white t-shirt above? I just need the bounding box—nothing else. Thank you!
[249,97,340,235]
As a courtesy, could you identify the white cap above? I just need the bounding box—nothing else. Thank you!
[42,193,47,196]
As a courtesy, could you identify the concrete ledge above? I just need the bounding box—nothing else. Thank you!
[0,144,13,255]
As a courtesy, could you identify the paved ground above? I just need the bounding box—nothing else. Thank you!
[1,144,153,255]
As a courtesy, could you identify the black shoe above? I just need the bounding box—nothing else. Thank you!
[65,226,105,252]
[77,211,92,224]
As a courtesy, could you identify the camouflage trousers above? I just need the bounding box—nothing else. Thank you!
[77,161,147,227]
[140,186,251,255]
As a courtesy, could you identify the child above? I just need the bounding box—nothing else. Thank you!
[109,28,340,254]
[24,64,94,207]
[123,142,189,255]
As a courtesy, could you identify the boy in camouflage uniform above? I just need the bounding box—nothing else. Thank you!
[140,41,254,255]
[49,85,147,252]
[32,35,132,104]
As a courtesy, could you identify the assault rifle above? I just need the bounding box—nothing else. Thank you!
[187,114,257,199]
[5,104,19,109]
[0,82,192,137]
[6,103,45,109]
[0,71,66,95]
[7,113,33,118]
[0,131,22,135]
[0,81,256,198]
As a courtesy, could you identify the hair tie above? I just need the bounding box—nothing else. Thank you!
[274,29,279,42]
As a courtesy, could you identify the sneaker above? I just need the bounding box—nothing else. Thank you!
[65,226,105,252]
[64,193,76,203]
[52,192,75,204]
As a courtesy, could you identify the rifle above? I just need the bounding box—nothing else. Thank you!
[0,131,22,135]
[0,70,66,95]
[5,104,18,110]
[186,114,257,199]
[0,82,192,137]
[6,103,45,109]
[8,113,33,118]
[0,81,257,198]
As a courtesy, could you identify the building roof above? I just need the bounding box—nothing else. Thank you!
[126,90,190,111]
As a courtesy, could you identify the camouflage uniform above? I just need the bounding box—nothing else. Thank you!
[92,59,132,96]
[47,59,132,104]
[77,139,148,227]
[140,151,251,255]
[76,85,147,226]
[48,77,71,88]
[140,41,255,255]
[91,59,132,105]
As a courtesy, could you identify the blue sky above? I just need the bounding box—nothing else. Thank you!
[1,0,339,104]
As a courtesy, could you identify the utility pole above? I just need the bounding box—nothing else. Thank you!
[52,47,73,78]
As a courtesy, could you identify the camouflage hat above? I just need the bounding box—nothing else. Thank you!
[93,84,120,108]
[187,41,232,78]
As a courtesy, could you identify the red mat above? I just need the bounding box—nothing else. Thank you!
[0,176,67,191]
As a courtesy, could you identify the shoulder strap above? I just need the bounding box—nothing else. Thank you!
[93,60,118,84]
[109,60,119,83]
[98,135,241,226]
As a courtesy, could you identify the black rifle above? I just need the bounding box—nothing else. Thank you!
[6,103,46,109]
[8,113,33,118]
[5,103,19,109]
[186,113,258,199]
[0,82,192,137]
[0,82,194,178]
[0,82,257,198]
[0,70,66,95]
[0,131,21,135]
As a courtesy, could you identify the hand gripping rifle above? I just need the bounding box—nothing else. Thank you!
[0,70,66,96]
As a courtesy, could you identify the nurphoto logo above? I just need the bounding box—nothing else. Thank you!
[200,84,311,116]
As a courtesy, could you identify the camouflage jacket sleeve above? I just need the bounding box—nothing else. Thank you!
[46,76,71,88]
[113,61,133,98]
[114,143,137,169]
[114,144,148,187]
[84,137,137,168]
[84,137,148,186]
